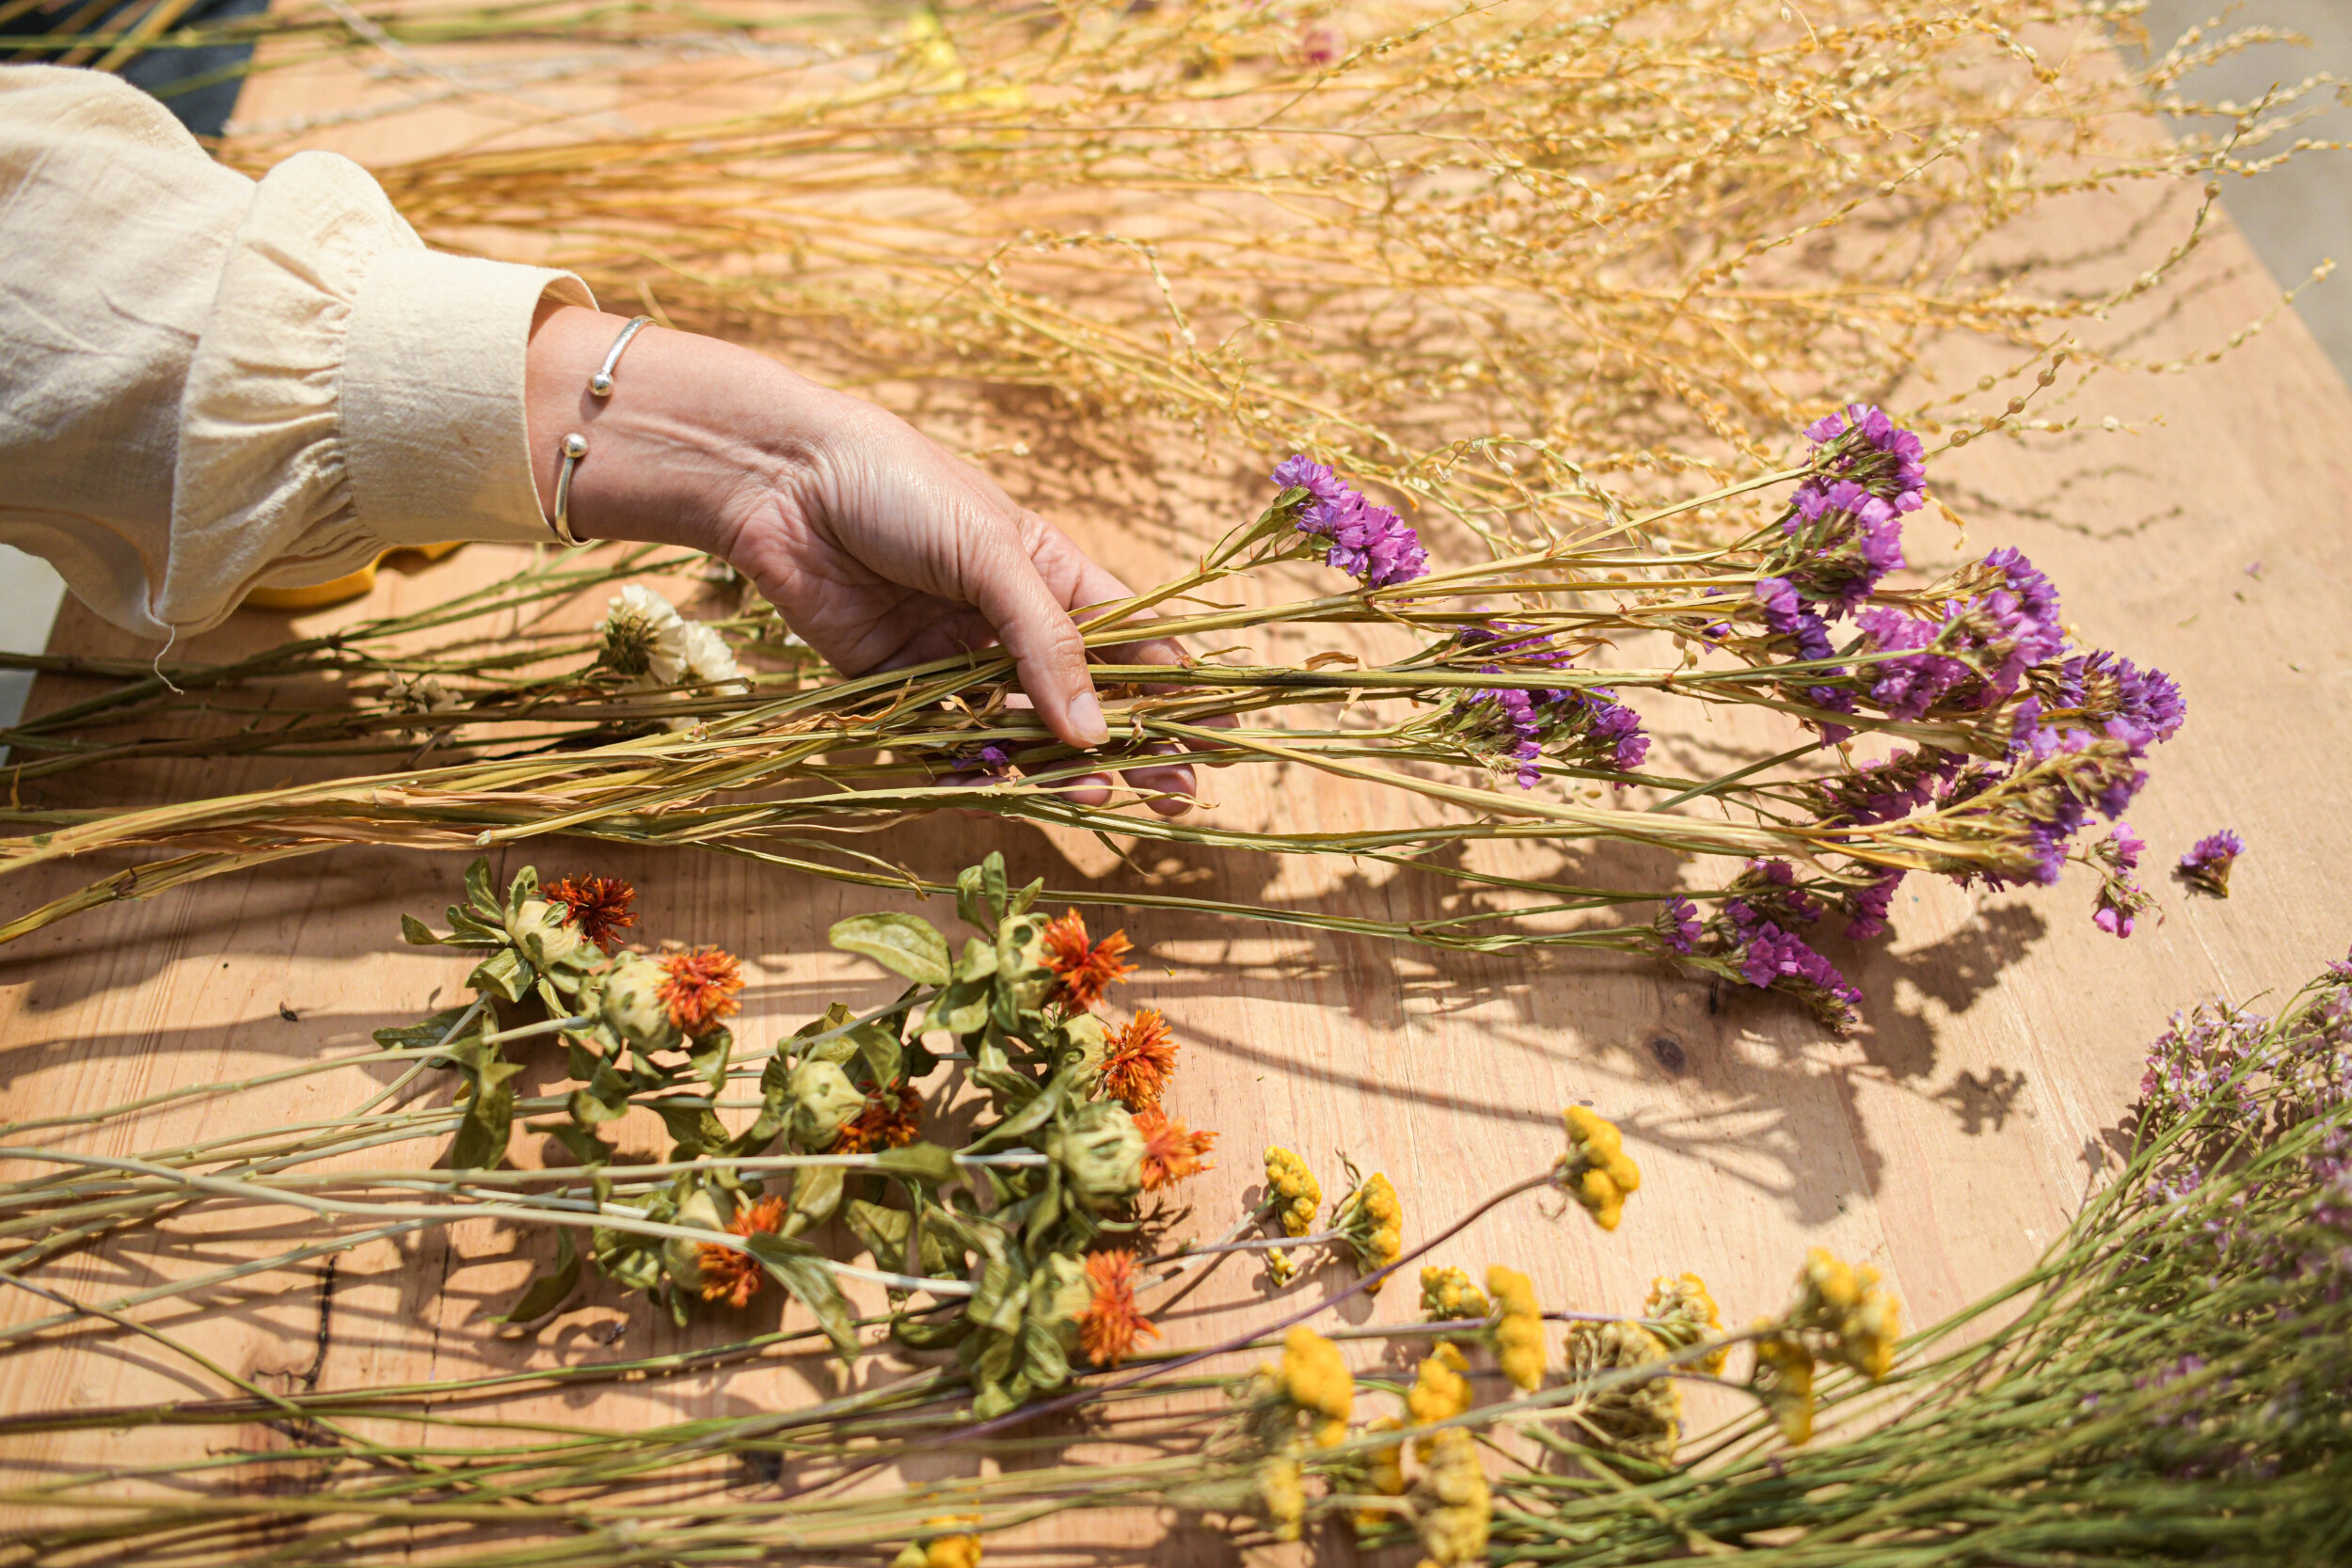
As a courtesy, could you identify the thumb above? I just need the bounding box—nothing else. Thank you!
[966,536,1109,751]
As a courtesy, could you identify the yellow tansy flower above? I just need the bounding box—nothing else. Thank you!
[1486,1264,1547,1391]
[1560,1105,1642,1231]
[1644,1272,1728,1376]
[1411,1427,1491,1568]
[1258,1455,1305,1542]
[1406,1341,1473,1457]
[1279,1324,1355,1447]
[1753,1328,1817,1446]
[1333,1170,1403,1291]
[890,1517,982,1568]
[1265,1146,1323,1237]
[1355,1415,1408,1532]
[1419,1265,1488,1323]
[1791,1247,1902,1380]
[1565,1319,1681,1464]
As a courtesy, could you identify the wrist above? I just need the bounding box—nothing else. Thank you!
[522,304,810,555]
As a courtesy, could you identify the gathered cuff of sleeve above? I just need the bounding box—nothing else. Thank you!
[156,150,592,635]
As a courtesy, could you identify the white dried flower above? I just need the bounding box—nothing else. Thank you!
[601,585,689,679]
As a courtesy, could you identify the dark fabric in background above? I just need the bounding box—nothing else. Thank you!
[4,0,267,139]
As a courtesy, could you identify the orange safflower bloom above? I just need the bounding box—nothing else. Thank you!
[1041,910,1135,1010]
[1136,1107,1216,1191]
[546,874,637,951]
[835,1082,925,1153]
[658,946,742,1034]
[698,1194,785,1308]
[1077,1249,1159,1367]
[1102,1008,1179,1109]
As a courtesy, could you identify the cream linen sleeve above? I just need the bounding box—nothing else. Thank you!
[0,65,593,641]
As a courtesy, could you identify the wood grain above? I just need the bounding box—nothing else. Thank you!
[6,29,2352,1562]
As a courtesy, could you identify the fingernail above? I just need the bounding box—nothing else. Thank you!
[1067,691,1109,747]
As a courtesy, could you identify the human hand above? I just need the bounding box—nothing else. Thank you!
[524,305,1205,815]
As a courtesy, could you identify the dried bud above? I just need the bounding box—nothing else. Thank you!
[508,897,586,973]
[787,1058,868,1150]
[1045,1101,1144,1211]
[600,952,683,1053]
[660,1187,727,1292]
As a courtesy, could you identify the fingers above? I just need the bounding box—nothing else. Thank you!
[961,539,1111,751]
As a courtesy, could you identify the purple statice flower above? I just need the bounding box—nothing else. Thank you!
[2139,999,2266,1134]
[1270,453,1348,504]
[1779,479,1907,612]
[1798,403,1928,514]
[1456,619,1569,668]
[1728,901,1863,1031]
[2106,820,2145,873]
[1842,868,1906,941]
[1656,895,1700,955]
[2093,882,2145,938]
[2178,830,2245,898]
[1274,457,1429,589]
[1454,670,1546,788]
[1756,578,1857,741]
[1809,747,1964,827]
[1727,861,1824,928]
[1853,546,2067,721]
[1755,577,1836,663]
[949,742,1013,778]
[2046,650,2187,751]
[1552,687,1649,773]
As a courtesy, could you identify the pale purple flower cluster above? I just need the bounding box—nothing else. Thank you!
[2138,999,2266,1132]
[1656,895,1700,955]
[1270,455,1428,589]
[1810,747,1965,827]
[2052,651,2187,751]
[1732,858,1826,927]
[1469,678,1547,788]
[1782,479,1908,611]
[2179,830,2245,898]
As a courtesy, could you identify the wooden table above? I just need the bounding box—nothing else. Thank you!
[7,30,2352,1560]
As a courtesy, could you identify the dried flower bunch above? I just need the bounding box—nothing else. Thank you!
[188,0,2330,544]
[8,882,2351,1562]
[6,415,2186,1029]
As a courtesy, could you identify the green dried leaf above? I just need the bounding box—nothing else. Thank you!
[845,1196,910,1261]
[868,1142,956,1188]
[787,1164,846,1234]
[648,1098,728,1155]
[373,1005,476,1054]
[466,947,532,1004]
[829,912,950,986]
[450,1056,524,1171]
[688,1025,733,1093]
[496,1229,579,1325]
[743,1233,859,1360]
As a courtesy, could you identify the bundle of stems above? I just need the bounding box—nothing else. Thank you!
[4,876,2346,1565]
[1,419,2184,1026]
